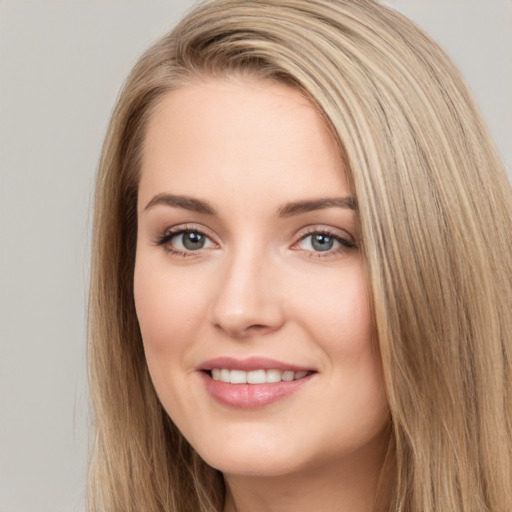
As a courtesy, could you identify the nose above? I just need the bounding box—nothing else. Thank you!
[209,248,285,338]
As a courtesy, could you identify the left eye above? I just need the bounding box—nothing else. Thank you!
[297,232,351,252]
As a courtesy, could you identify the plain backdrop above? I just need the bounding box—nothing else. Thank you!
[0,1,510,511]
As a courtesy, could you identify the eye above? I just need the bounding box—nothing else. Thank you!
[173,231,209,251]
[155,227,216,255]
[293,228,356,257]
[301,233,339,252]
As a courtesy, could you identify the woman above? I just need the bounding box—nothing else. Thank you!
[87,0,512,511]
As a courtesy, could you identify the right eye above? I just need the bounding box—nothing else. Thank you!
[172,230,210,251]
[156,228,216,255]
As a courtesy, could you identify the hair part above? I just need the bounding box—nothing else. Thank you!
[88,1,512,510]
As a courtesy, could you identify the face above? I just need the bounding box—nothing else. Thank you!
[134,78,389,478]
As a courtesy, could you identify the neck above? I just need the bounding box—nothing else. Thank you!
[222,432,391,512]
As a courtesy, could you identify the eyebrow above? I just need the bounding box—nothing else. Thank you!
[144,193,217,215]
[277,196,357,217]
[143,193,357,216]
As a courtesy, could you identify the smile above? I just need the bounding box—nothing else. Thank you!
[198,357,316,409]
[210,368,311,384]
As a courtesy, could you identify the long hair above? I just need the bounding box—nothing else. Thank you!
[87,1,512,510]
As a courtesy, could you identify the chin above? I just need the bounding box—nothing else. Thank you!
[204,453,303,478]
[191,431,306,477]
[186,417,390,482]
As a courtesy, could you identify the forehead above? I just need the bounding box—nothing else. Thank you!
[138,78,349,212]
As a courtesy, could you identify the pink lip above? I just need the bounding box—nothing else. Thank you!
[197,357,316,409]
[198,356,313,372]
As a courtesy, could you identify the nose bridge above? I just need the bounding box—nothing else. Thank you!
[210,238,283,337]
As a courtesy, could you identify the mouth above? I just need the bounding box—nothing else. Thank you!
[198,357,317,409]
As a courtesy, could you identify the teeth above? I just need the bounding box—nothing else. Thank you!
[266,369,282,383]
[282,371,294,382]
[230,370,247,384]
[247,370,266,384]
[210,369,310,384]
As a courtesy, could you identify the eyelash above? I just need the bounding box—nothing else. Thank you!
[153,225,356,259]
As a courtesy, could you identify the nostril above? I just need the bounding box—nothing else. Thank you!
[248,324,270,331]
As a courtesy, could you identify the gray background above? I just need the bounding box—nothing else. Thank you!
[0,1,510,511]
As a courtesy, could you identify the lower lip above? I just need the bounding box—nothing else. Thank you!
[200,372,314,409]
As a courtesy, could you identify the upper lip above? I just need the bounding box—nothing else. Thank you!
[198,356,315,373]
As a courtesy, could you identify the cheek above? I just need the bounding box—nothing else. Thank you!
[133,258,206,356]
[295,264,384,406]
[133,257,212,421]
[296,264,372,353]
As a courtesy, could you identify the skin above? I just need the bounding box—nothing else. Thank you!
[134,77,390,512]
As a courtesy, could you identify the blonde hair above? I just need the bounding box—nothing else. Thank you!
[88,1,512,511]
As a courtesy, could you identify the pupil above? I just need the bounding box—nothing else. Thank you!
[183,231,205,250]
[312,234,333,252]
